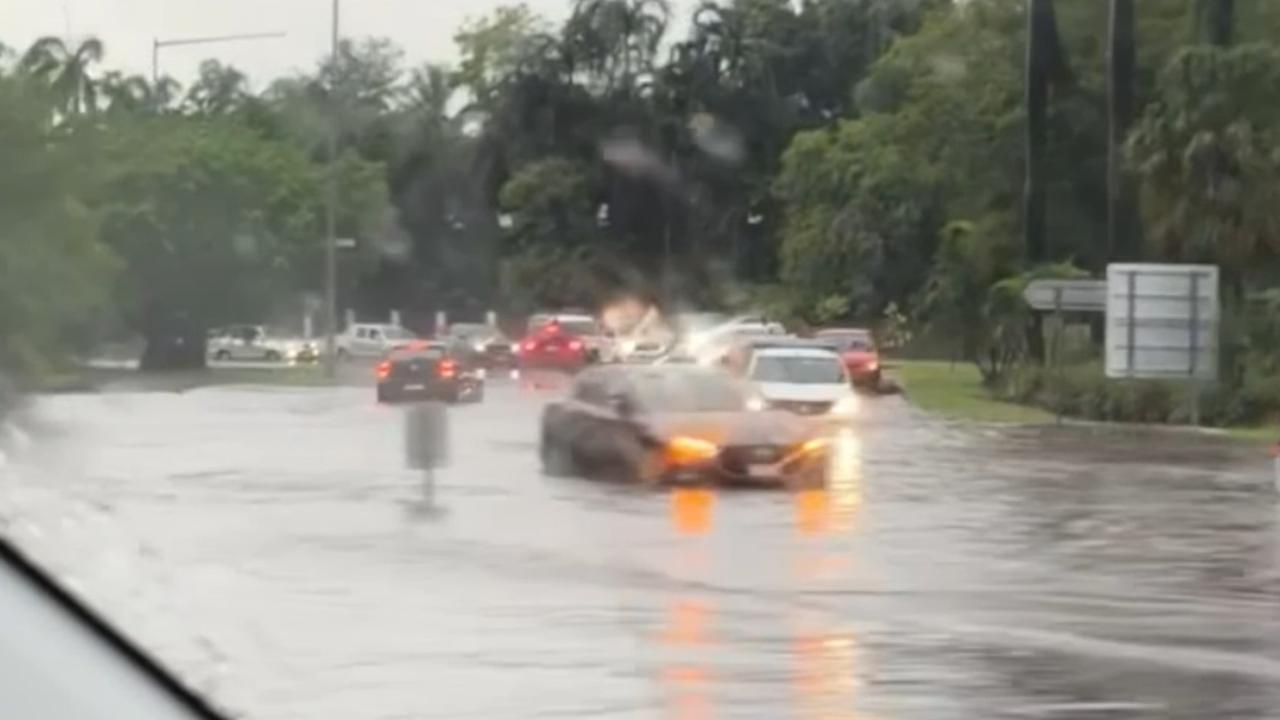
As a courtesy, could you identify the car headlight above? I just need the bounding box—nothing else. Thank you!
[745,396,768,412]
[830,394,860,416]
[664,436,719,465]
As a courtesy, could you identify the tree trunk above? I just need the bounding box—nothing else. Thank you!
[1107,0,1139,262]
[138,305,207,371]
[1198,0,1235,46]
[1024,0,1053,265]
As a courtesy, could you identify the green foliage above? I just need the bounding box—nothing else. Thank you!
[1127,44,1280,276]
[95,115,385,342]
[0,75,116,373]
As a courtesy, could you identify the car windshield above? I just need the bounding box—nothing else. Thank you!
[632,372,747,413]
[751,355,846,384]
[555,320,598,336]
[820,334,874,352]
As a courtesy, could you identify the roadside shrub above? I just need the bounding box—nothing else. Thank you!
[995,361,1280,428]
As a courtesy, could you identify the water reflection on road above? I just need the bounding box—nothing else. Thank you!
[1,380,1279,719]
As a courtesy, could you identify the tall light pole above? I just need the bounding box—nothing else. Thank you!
[151,32,286,86]
[323,0,341,379]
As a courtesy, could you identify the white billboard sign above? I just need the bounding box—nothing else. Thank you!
[1106,264,1218,381]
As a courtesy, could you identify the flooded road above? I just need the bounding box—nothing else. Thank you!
[2,379,1279,719]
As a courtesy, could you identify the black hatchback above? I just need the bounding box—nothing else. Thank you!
[375,342,484,404]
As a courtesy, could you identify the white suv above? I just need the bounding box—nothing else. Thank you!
[335,323,419,359]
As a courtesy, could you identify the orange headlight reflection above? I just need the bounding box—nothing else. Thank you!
[665,436,719,465]
[670,488,715,536]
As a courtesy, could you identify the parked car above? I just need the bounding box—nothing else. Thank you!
[335,323,419,359]
[539,364,831,488]
[375,341,484,404]
[440,323,516,370]
[527,313,618,363]
[207,325,317,363]
[814,328,881,388]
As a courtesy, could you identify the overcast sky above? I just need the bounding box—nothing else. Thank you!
[1,0,697,89]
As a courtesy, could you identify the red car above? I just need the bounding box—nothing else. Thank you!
[815,328,881,388]
[517,321,590,372]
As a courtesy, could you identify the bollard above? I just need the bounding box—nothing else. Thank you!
[435,311,448,337]
[344,308,356,330]
[405,401,450,513]
[486,310,498,328]
[390,309,402,328]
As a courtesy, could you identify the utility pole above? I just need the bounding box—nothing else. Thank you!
[323,0,341,379]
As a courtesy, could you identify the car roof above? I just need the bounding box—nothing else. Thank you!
[816,328,872,337]
[754,346,842,359]
[733,335,827,350]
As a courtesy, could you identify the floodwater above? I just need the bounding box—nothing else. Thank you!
[1,376,1279,719]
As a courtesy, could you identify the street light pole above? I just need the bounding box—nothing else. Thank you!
[151,31,286,87]
[323,0,341,379]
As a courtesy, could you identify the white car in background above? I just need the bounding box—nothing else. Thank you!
[681,313,785,361]
[743,346,860,418]
[335,323,419,359]
[208,325,318,363]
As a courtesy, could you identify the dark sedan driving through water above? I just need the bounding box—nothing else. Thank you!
[539,364,833,488]
[375,342,485,404]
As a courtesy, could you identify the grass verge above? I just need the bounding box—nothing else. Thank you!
[890,359,1278,445]
[889,360,1054,424]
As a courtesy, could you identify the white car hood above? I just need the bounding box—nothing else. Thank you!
[757,382,851,403]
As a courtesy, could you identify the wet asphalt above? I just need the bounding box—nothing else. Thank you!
[1,374,1279,720]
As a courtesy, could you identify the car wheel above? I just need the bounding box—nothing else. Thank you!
[213,350,231,361]
[336,348,350,361]
[541,436,575,477]
[376,385,395,403]
[264,350,281,362]
[470,383,485,403]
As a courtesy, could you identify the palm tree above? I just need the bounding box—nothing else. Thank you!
[564,0,670,93]
[19,36,104,115]
[1107,0,1137,261]
[184,59,250,115]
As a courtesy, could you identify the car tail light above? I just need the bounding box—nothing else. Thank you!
[521,340,537,353]
[665,436,719,465]
[438,359,457,378]
[568,339,584,352]
[375,361,391,380]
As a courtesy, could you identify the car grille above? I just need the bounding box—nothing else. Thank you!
[771,400,833,416]
[485,343,512,355]
[719,445,783,472]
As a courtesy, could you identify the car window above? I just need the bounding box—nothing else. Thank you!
[369,328,383,340]
[632,372,747,413]
[558,319,598,336]
[751,355,846,384]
